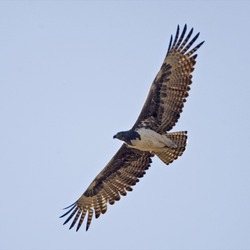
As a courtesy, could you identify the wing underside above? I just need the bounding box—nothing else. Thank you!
[60,144,153,231]
[133,24,204,132]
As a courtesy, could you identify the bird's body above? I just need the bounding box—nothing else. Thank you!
[115,128,178,151]
[60,24,204,231]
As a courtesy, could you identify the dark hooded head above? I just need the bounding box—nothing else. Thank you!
[113,129,141,145]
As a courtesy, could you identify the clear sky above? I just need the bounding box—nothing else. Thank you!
[1,1,250,250]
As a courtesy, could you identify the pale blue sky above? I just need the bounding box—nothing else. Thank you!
[1,1,250,250]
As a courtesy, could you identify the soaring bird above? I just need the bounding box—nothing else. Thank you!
[60,24,204,231]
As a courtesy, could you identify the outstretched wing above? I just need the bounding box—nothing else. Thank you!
[133,24,204,132]
[60,144,153,231]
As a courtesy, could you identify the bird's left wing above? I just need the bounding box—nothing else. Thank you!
[133,25,204,132]
[60,144,153,231]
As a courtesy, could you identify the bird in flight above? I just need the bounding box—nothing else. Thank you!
[60,24,204,231]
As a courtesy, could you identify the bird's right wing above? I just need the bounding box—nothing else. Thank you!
[60,144,153,231]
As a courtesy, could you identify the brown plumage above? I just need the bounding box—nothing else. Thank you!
[60,24,204,231]
[134,24,203,132]
[153,131,188,165]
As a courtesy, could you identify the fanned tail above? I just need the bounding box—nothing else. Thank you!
[153,131,188,165]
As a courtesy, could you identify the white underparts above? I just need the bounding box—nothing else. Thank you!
[129,128,177,151]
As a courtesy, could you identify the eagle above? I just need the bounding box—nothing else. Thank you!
[60,24,204,231]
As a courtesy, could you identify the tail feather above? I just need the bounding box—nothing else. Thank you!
[153,131,188,165]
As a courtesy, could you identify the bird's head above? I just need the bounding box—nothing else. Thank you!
[113,131,127,142]
[113,129,141,145]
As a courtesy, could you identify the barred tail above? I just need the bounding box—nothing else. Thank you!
[153,131,188,165]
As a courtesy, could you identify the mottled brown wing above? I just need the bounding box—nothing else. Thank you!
[133,24,204,132]
[60,144,153,231]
